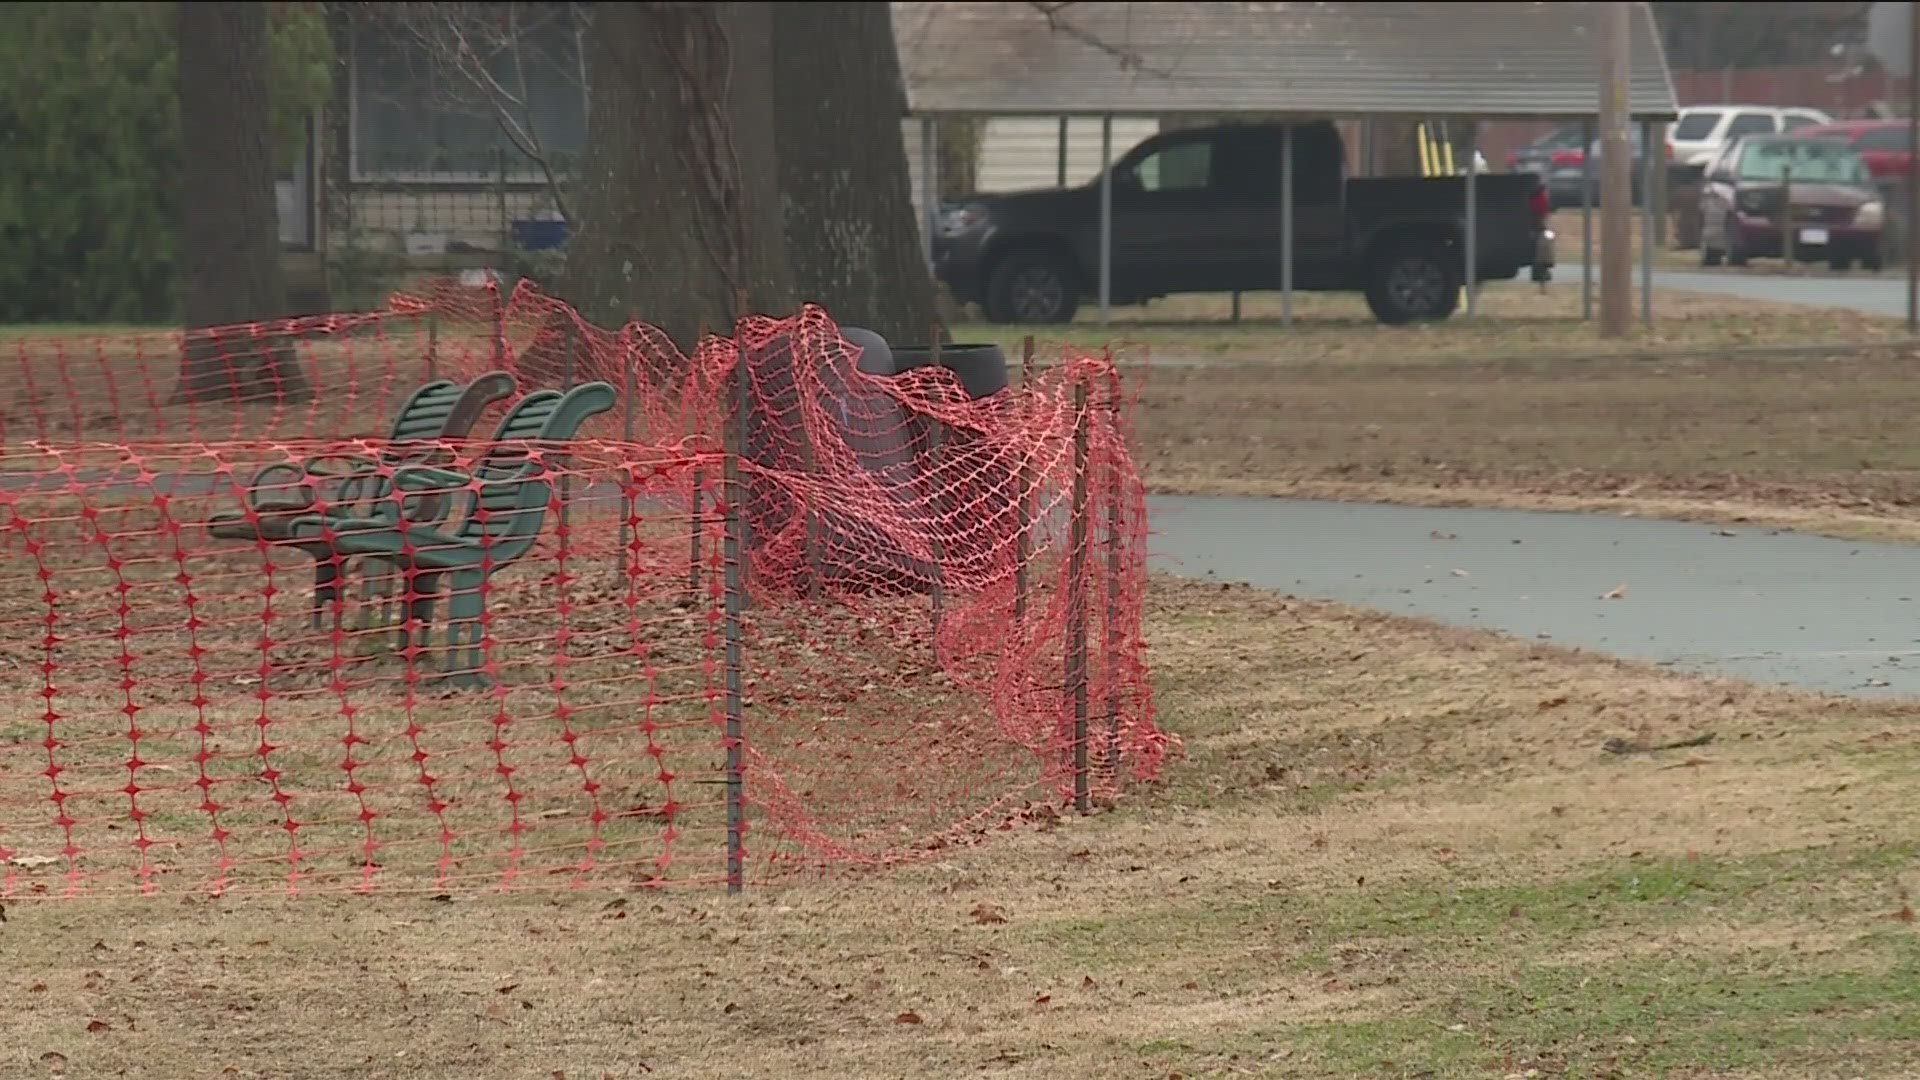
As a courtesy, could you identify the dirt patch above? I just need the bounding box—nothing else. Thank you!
[5,579,1918,1077]
[1132,337,1920,542]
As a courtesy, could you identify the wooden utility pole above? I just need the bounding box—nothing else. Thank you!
[1908,0,1918,333]
[1598,1,1633,338]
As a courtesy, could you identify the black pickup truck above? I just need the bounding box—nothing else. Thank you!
[932,121,1554,325]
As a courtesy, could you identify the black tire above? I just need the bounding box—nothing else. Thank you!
[1700,244,1723,267]
[1364,241,1461,325]
[983,248,1079,325]
[1725,221,1750,267]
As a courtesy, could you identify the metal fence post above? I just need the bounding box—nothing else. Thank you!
[495,145,510,256]
[799,349,821,602]
[1014,335,1035,627]
[1067,378,1090,815]
[560,321,576,535]
[927,325,945,639]
[1582,118,1595,321]
[723,339,747,895]
[619,338,636,582]
[425,308,439,381]
[689,328,707,599]
[491,283,507,370]
[1781,163,1796,268]
[1103,362,1123,782]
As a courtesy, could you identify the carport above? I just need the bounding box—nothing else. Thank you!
[893,1,1681,326]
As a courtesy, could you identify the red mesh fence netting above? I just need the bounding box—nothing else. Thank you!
[0,278,1164,897]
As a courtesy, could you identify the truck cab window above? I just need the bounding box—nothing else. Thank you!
[1133,141,1212,192]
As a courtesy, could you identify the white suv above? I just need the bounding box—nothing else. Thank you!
[1670,105,1834,167]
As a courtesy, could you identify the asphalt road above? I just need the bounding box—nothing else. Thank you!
[1563,261,1913,318]
[1147,495,1920,699]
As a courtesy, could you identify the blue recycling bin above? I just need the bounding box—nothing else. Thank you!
[510,218,568,251]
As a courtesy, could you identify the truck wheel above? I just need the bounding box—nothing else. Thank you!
[1364,243,1461,325]
[984,249,1080,324]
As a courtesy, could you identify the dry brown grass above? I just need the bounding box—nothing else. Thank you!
[959,279,1911,369]
[0,489,1052,898]
[1109,295,1920,542]
[5,578,1919,1078]
[0,311,672,447]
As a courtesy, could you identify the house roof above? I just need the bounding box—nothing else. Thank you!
[893,2,1679,120]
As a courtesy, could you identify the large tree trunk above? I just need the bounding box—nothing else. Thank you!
[175,2,310,404]
[560,2,792,348]
[769,3,938,343]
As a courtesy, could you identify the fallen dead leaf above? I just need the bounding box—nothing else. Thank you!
[969,903,1008,925]
[86,1020,110,1034]
[1601,584,1628,600]
[895,1011,923,1025]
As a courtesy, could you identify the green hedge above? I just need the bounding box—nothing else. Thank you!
[0,2,332,324]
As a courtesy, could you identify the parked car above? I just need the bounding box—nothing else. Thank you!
[1543,127,1670,208]
[1669,104,1833,168]
[1509,124,1588,187]
[932,121,1554,326]
[1784,119,1913,183]
[1698,135,1885,270]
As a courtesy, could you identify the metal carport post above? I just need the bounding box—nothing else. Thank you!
[921,116,938,275]
[1282,123,1294,327]
[1465,122,1478,319]
[1582,118,1595,321]
[1641,118,1655,327]
[1099,114,1113,324]
[1058,117,1070,187]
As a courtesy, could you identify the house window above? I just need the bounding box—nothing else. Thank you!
[350,9,587,182]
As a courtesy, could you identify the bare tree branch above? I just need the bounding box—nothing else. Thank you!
[1025,0,1172,78]
[379,2,581,221]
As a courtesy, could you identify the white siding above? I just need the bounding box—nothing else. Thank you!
[905,118,934,259]
[976,117,1159,193]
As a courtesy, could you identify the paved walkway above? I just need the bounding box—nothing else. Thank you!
[1148,495,1920,698]
[1565,262,1911,319]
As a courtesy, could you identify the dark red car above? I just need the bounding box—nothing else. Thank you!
[1699,135,1886,271]
[1787,119,1913,182]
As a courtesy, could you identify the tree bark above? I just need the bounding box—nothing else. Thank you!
[768,3,938,343]
[559,2,791,348]
[176,2,310,403]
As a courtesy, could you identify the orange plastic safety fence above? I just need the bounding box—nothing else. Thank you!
[0,281,1164,897]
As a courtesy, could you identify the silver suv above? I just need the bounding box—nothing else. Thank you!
[1670,105,1834,168]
